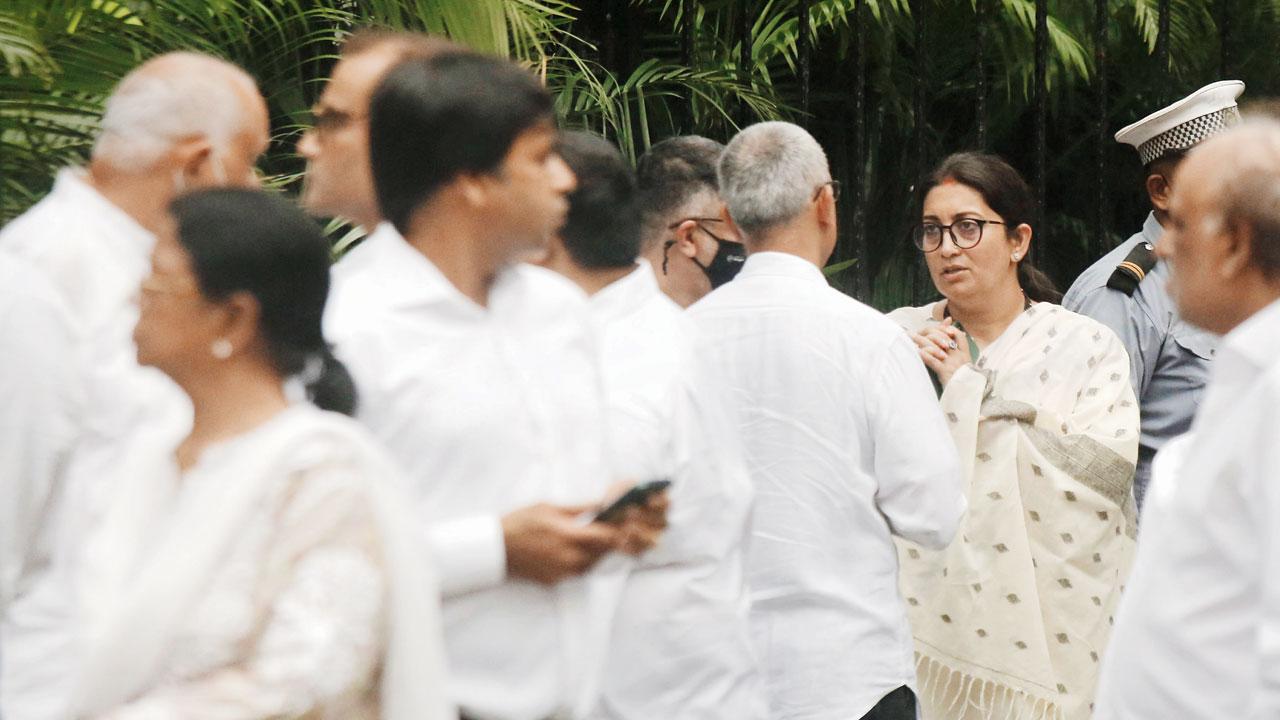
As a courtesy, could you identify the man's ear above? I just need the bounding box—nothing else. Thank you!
[719,205,745,244]
[673,220,701,259]
[1218,221,1255,280]
[815,186,837,229]
[1146,173,1174,213]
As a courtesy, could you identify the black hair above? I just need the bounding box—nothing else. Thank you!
[922,152,1063,304]
[557,131,641,269]
[169,188,357,415]
[635,135,724,243]
[368,52,555,235]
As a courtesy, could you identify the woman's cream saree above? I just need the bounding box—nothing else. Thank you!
[888,302,1138,720]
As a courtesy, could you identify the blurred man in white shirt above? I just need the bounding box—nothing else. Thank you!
[689,121,966,720]
[539,131,766,720]
[0,53,269,719]
[323,52,665,720]
[1096,120,1280,719]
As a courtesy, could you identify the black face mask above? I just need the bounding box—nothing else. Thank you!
[662,221,747,289]
[693,238,747,288]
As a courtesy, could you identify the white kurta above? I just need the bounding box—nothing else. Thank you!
[7,404,453,720]
[325,224,623,720]
[688,251,967,720]
[587,262,765,720]
[0,255,84,614]
[1095,297,1280,720]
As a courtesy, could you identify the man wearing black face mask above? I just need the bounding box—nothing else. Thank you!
[636,136,746,307]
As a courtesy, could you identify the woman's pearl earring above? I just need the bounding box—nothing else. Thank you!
[1011,253,1021,261]
[211,338,233,360]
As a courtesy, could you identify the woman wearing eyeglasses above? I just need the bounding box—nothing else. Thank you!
[36,189,453,720]
[887,153,1138,720]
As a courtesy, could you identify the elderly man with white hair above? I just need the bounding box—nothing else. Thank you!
[1095,119,1280,719]
[687,121,966,720]
[0,51,269,719]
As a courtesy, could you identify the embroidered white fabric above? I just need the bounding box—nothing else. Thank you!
[92,458,388,719]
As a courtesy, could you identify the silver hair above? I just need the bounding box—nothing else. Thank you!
[717,121,831,239]
[92,52,259,170]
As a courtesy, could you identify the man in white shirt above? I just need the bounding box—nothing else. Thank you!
[323,52,664,720]
[0,258,82,615]
[689,121,966,720]
[0,53,270,719]
[539,131,765,720]
[300,28,661,586]
[635,136,746,307]
[1094,119,1280,719]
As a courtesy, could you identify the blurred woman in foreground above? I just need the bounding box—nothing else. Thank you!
[889,153,1138,720]
[64,189,451,719]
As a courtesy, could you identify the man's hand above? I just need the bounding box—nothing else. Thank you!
[606,485,670,556]
[501,503,622,585]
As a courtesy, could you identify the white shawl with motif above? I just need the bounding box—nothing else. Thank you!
[887,302,1138,720]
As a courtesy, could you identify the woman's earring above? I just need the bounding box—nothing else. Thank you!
[211,338,233,360]
[1011,253,1021,261]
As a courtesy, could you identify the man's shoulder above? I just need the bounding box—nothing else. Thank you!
[1064,235,1148,303]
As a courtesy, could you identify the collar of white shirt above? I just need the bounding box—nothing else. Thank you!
[1217,295,1280,372]
[56,168,153,254]
[737,250,829,285]
[590,260,657,318]
[346,222,480,314]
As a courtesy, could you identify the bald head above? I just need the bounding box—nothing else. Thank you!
[92,52,266,172]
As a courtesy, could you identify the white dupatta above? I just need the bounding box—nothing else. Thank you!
[888,302,1138,720]
[69,405,454,720]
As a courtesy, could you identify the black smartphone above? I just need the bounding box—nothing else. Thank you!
[593,479,672,524]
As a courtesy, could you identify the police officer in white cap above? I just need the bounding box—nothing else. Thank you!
[1063,80,1244,508]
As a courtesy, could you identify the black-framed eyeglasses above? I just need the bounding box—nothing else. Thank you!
[310,106,366,135]
[813,180,841,202]
[911,218,1005,252]
[663,217,728,273]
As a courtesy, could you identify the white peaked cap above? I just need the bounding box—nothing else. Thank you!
[1115,80,1245,165]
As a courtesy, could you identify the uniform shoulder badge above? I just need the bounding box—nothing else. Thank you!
[1106,241,1156,296]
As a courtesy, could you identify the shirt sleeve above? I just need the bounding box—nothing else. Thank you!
[1064,286,1158,400]
[429,515,508,596]
[868,333,967,550]
[93,466,388,720]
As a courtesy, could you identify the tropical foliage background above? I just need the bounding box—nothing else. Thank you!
[3,0,1279,309]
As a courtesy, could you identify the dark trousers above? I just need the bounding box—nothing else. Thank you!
[860,685,918,720]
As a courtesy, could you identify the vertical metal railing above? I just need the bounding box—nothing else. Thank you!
[738,1,753,127]
[975,0,988,149]
[798,0,812,119]
[1033,0,1048,265]
[681,0,696,130]
[911,0,928,301]
[1094,0,1109,258]
[1155,0,1171,101]
[853,0,869,298]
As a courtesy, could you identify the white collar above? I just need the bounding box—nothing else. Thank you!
[737,250,828,285]
[1220,296,1280,371]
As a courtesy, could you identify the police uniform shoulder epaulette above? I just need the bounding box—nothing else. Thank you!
[1105,241,1157,296]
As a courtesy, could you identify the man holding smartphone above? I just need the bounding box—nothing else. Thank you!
[315,39,667,720]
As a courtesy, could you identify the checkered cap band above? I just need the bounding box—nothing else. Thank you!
[1137,106,1242,165]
